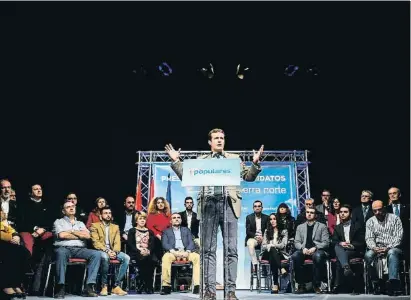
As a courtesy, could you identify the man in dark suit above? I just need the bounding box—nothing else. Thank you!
[386,187,410,258]
[179,196,200,246]
[160,213,200,295]
[351,190,374,227]
[331,204,365,294]
[245,200,269,274]
[0,179,19,229]
[116,196,138,243]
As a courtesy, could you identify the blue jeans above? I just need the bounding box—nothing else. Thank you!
[364,248,402,281]
[101,251,130,286]
[54,246,101,285]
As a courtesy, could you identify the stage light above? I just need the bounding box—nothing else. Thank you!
[158,62,173,76]
[307,65,319,76]
[199,63,215,79]
[284,65,299,76]
[236,64,250,80]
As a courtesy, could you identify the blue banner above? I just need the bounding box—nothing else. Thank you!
[152,162,297,289]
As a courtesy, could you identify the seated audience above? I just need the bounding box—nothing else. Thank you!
[179,196,200,247]
[146,197,171,262]
[261,213,288,294]
[19,184,54,295]
[52,201,101,299]
[160,213,200,295]
[386,187,409,258]
[90,205,129,296]
[127,212,156,294]
[245,200,268,275]
[351,190,374,227]
[365,200,403,296]
[86,197,107,228]
[315,189,332,219]
[292,207,330,294]
[65,193,87,224]
[327,198,341,235]
[276,202,295,238]
[0,206,30,299]
[331,204,365,294]
[117,196,137,244]
[1,179,18,229]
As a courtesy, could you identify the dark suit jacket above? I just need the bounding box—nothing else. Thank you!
[245,213,269,246]
[162,226,195,252]
[116,210,137,235]
[5,200,18,230]
[179,210,199,239]
[332,221,365,253]
[351,205,373,227]
[387,203,410,251]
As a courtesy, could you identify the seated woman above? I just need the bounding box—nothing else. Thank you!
[261,213,288,294]
[276,202,295,238]
[127,212,156,294]
[146,197,171,263]
[86,197,107,228]
[0,207,31,299]
[327,198,341,235]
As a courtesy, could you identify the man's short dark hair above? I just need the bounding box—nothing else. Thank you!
[340,204,352,213]
[253,200,263,207]
[184,196,193,203]
[99,205,111,215]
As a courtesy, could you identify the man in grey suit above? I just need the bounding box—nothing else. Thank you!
[165,128,264,300]
[160,213,200,295]
[292,207,330,294]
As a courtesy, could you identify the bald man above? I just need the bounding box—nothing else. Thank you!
[365,200,403,296]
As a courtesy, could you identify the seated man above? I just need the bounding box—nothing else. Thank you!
[160,213,200,295]
[292,207,330,294]
[52,202,101,299]
[179,196,200,248]
[365,200,403,296]
[245,200,268,274]
[331,204,365,294]
[90,206,129,296]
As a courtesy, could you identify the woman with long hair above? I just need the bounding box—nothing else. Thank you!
[275,202,295,238]
[146,197,171,263]
[0,207,30,299]
[261,213,288,294]
[86,197,107,228]
[127,212,156,294]
[328,198,341,235]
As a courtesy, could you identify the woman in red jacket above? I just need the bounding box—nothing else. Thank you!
[146,197,171,262]
[86,197,107,228]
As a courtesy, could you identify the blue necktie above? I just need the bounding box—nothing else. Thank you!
[394,204,400,216]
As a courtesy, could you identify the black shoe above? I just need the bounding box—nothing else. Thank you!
[54,285,65,299]
[192,285,199,294]
[331,285,340,294]
[160,286,171,295]
[387,279,402,296]
[144,286,154,294]
[372,281,381,295]
[343,265,354,277]
[313,286,322,294]
[82,284,98,297]
[294,284,306,294]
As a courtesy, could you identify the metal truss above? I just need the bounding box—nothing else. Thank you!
[136,150,311,212]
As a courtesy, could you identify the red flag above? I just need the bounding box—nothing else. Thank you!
[135,178,142,211]
[149,176,155,201]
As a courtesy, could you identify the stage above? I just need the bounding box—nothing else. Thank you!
[26,291,409,300]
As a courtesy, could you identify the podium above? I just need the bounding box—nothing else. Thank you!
[181,158,241,299]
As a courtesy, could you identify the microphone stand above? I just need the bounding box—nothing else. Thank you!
[200,186,205,300]
[223,185,228,300]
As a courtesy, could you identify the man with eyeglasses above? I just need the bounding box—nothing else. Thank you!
[292,207,330,294]
[295,198,326,228]
[351,190,374,228]
[330,204,365,294]
[245,200,269,275]
[386,187,409,260]
[365,200,403,296]
[160,213,200,295]
[65,193,87,224]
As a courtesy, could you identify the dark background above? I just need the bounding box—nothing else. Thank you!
[1,2,409,215]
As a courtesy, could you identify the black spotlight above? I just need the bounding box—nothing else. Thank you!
[199,63,215,79]
[236,64,250,80]
[284,65,299,76]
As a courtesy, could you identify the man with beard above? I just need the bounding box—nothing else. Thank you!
[90,206,129,296]
[179,196,200,247]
